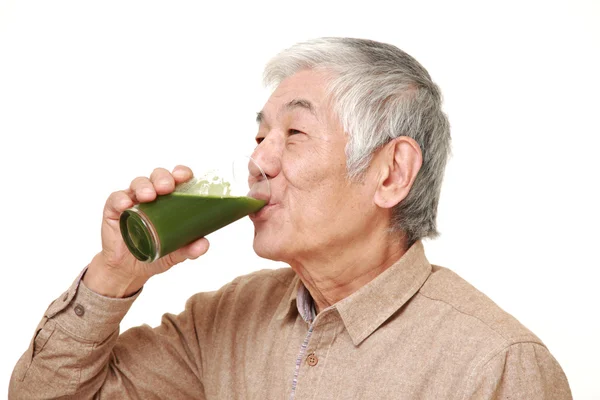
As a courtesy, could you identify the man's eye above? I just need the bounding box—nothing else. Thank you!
[289,129,303,135]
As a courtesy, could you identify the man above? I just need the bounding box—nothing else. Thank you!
[10,38,571,399]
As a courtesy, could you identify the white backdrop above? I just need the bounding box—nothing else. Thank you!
[1,0,598,398]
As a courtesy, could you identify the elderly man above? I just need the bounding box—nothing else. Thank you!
[10,38,571,399]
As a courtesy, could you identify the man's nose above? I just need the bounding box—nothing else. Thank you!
[250,133,282,180]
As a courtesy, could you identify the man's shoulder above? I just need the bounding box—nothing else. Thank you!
[185,267,296,323]
[417,265,542,347]
[222,266,297,306]
[233,266,296,288]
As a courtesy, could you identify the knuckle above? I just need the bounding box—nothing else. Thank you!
[174,164,192,173]
[108,190,125,203]
[105,190,131,215]
[130,176,148,188]
[164,252,178,266]
[151,167,169,179]
[151,169,175,189]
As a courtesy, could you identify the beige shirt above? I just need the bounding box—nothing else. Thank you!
[10,241,571,399]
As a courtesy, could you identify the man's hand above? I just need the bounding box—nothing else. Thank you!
[83,165,210,298]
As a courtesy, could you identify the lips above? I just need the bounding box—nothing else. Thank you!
[249,203,277,221]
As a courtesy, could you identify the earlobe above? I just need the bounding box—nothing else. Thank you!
[373,137,422,209]
[373,162,399,209]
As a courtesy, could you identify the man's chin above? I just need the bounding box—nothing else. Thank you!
[252,234,284,262]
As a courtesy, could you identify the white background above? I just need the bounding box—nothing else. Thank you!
[1,0,599,398]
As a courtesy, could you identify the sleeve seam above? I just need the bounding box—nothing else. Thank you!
[418,292,510,342]
[460,341,550,400]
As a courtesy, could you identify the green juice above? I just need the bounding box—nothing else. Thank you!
[120,192,266,262]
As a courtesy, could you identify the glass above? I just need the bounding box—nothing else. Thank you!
[119,156,270,262]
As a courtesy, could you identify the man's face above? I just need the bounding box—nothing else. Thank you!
[250,69,383,263]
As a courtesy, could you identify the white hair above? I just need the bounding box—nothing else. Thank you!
[263,38,452,245]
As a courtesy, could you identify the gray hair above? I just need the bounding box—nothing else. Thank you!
[263,38,451,245]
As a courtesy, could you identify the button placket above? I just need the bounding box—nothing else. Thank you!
[303,312,335,369]
[293,311,337,398]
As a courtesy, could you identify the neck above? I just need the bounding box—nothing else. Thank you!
[289,230,408,314]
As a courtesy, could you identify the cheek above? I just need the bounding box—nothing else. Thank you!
[282,143,343,189]
[280,139,351,225]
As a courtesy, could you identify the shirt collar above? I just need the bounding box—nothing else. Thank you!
[274,273,316,323]
[274,274,302,321]
[335,240,432,345]
[275,240,432,346]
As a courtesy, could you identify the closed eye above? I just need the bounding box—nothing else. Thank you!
[289,129,303,136]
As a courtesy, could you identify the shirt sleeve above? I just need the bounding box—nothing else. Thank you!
[463,341,572,400]
[8,269,225,399]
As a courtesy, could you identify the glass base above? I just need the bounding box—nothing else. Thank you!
[119,207,161,263]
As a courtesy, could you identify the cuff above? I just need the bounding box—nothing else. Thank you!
[45,268,142,342]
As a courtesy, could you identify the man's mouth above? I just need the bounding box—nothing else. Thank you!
[249,203,277,221]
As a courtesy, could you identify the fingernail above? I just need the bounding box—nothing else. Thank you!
[142,187,154,194]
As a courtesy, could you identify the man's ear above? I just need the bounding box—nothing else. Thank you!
[373,136,422,209]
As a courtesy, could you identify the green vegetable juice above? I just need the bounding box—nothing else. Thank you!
[120,192,266,262]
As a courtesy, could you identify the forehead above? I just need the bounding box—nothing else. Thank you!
[262,70,331,118]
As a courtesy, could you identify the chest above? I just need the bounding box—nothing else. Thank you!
[201,312,473,400]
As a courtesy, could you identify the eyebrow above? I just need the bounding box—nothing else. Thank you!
[255,98,318,125]
[285,98,317,117]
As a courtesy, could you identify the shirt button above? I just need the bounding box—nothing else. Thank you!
[74,304,85,317]
[306,353,318,367]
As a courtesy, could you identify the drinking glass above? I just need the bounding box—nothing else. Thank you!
[119,156,270,262]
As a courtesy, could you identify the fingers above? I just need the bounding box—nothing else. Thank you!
[172,165,193,183]
[149,167,175,195]
[128,168,177,202]
[104,190,134,220]
[129,165,193,202]
[111,165,194,219]
[129,176,156,202]
[161,238,210,267]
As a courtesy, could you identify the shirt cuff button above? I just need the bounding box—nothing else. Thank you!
[74,304,85,317]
